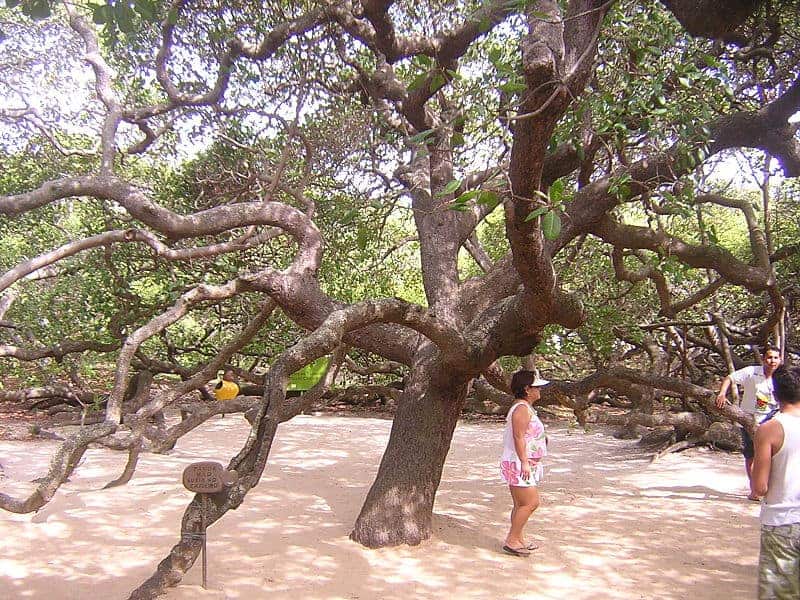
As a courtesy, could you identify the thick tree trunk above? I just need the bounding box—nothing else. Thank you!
[350,363,469,547]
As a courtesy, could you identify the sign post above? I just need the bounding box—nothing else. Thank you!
[181,461,238,589]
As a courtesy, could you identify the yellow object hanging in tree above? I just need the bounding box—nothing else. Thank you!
[214,369,240,401]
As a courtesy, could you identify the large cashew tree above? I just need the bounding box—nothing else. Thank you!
[1,1,799,598]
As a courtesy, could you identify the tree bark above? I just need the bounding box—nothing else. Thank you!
[350,361,469,547]
[660,0,762,38]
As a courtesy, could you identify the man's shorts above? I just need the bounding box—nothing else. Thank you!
[742,409,779,459]
[742,426,755,459]
[758,523,800,599]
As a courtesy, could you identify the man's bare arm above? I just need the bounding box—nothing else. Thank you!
[715,375,733,408]
[751,420,783,498]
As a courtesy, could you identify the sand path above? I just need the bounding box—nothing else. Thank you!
[0,413,759,599]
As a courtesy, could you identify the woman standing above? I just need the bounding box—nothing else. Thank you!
[500,369,548,557]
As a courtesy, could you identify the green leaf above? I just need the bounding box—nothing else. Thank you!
[114,2,137,32]
[450,190,500,210]
[499,81,527,94]
[532,189,550,202]
[430,73,446,93]
[706,224,719,244]
[476,191,500,207]
[134,0,157,22]
[356,227,369,251]
[409,129,434,144]
[288,357,329,391]
[414,55,432,68]
[549,179,565,204]
[340,208,358,225]
[609,174,632,201]
[541,210,562,240]
[408,72,427,92]
[436,179,461,197]
[454,190,480,204]
[524,206,549,222]
[451,132,465,147]
[92,4,110,24]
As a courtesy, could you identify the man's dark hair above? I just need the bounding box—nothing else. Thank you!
[763,344,780,356]
[772,364,800,405]
[510,370,536,399]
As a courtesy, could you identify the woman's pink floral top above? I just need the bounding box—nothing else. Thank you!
[499,401,547,486]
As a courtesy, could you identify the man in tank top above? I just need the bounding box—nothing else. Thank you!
[750,364,800,599]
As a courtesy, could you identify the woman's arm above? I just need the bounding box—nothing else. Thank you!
[511,405,532,481]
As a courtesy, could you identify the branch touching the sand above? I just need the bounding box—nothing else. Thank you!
[128,298,467,600]
[1,300,277,513]
[0,421,117,514]
[103,434,143,489]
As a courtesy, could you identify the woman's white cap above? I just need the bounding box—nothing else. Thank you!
[530,369,549,387]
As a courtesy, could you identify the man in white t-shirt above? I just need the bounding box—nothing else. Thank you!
[715,346,782,498]
[750,364,800,599]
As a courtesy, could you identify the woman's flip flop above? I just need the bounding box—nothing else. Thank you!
[502,545,531,557]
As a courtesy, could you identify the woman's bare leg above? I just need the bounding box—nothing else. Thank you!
[505,485,540,548]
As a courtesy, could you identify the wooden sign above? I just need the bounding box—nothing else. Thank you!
[180,462,237,589]
[182,461,237,494]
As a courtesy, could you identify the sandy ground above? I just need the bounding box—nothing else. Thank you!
[0,413,761,600]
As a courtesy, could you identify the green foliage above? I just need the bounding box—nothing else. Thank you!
[608,173,633,202]
[6,0,160,36]
[451,189,500,212]
[5,0,51,20]
[287,356,329,391]
[0,136,98,191]
[549,0,733,184]
[91,0,158,33]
